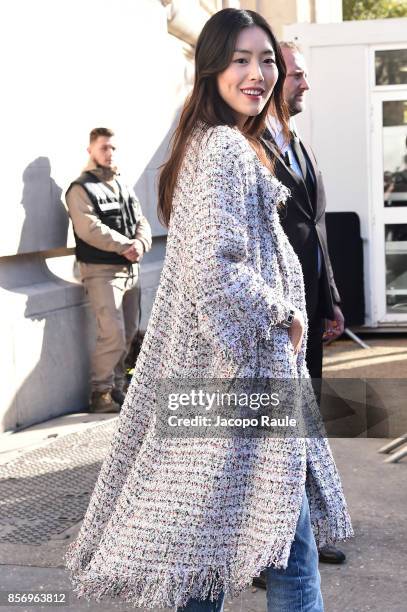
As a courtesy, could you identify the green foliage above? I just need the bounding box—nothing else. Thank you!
[343,0,407,21]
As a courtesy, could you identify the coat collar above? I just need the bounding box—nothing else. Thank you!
[261,130,314,221]
[83,159,119,183]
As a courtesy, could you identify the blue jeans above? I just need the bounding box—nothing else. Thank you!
[177,489,323,612]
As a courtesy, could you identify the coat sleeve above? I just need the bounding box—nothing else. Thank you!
[307,145,341,307]
[316,172,341,306]
[129,189,152,253]
[321,213,341,306]
[191,129,295,364]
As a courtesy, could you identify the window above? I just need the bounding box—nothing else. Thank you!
[385,224,407,313]
[382,100,407,208]
[375,49,407,86]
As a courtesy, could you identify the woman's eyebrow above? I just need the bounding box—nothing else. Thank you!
[234,48,275,56]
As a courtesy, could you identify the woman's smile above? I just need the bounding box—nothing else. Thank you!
[240,86,265,99]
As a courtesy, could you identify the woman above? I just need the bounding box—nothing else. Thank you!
[65,9,353,611]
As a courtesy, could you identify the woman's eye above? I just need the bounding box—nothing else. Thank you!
[234,58,248,64]
[264,58,275,64]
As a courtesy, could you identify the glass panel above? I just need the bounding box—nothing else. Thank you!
[385,224,407,313]
[375,49,407,86]
[383,100,407,207]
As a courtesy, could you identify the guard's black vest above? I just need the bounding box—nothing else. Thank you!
[67,171,140,265]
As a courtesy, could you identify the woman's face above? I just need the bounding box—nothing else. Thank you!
[217,26,278,128]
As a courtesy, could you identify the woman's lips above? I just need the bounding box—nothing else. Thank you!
[241,88,264,100]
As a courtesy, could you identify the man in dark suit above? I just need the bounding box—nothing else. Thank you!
[263,41,344,380]
[262,42,346,566]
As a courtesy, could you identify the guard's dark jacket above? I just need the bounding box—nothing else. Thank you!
[66,171,141,266]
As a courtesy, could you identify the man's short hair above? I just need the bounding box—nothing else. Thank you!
[89,127,114,144]
[279,40,301,53]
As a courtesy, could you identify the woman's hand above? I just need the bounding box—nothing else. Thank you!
[288,309,305,355]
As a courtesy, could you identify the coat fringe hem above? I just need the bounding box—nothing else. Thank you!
[65,510,353,610]
[312,508,355,549]
[65,538,289,609]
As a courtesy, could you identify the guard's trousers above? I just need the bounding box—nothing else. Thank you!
[79,262,140,394]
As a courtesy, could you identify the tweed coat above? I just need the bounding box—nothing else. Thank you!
[65,123,353,609]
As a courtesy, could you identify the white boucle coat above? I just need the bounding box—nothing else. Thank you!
[65,123,353,609]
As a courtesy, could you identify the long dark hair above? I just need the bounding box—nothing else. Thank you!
[158,8,289,227]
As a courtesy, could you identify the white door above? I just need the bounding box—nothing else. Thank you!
[371,90,407,324]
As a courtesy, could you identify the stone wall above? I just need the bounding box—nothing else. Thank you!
[0,0,217,432]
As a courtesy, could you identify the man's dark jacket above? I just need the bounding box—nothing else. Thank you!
[262,130,340,323]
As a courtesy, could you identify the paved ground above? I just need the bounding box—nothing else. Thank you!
[0,336,406,611]
[323,334,407,378]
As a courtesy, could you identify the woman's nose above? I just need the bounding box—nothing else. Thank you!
[250,61,264,81]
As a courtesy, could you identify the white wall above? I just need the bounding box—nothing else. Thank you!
[307,45,370,223]
[0,0,196,431]
[313,0,342,23]
[0,0,193,254]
